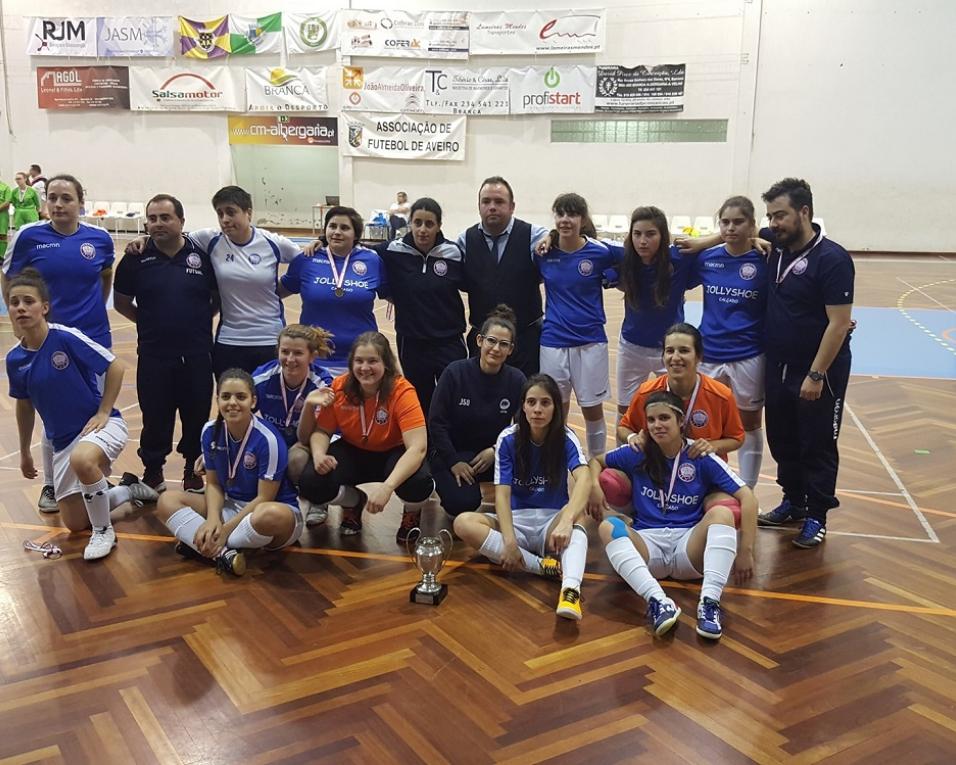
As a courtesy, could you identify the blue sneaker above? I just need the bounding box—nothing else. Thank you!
[646,597,681,636]
[793,518,827,548]
[696,597,722,639]
[757,499,807,527]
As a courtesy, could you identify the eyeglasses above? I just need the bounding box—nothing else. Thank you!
[481,335,514,350]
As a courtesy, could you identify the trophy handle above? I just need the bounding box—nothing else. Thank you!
[405,527,422,562]
[439,528,453,559]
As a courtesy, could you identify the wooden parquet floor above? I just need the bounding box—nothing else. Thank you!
[0,257,955,763]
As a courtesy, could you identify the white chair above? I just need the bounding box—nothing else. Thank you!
[670,215,692,233]
[82,201,111,228]
[604,214,629,240]
[122,202,146,235]
[104,202,128,235]
[591,214,609,235]
[693,215,716,235]
[813,217,826,235]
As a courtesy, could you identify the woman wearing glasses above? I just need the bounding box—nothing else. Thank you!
[429,305,526,516]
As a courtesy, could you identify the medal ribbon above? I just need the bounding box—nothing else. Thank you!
[358,393,380,442]
[281,375,308,428]
[327,249,352,294]
[775,230,823,285]
[659,446,684,513]
[224,418,255,485]
[668,374,701,437]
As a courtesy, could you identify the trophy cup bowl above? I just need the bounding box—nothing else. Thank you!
[407,527,452,605]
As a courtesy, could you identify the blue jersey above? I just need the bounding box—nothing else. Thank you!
[3,221,114,347]
[605,442,744,530]
[689,245,767,362]
[494,424,587,511]
[252,359,333,446]
[201,417,298,505]
[6,324,119,451]
[281,247,387,366]
[539,238,621,348]
[618,244,694,349]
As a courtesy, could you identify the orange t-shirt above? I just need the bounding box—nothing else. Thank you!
[620,374,744,449]
[316,374,425,452]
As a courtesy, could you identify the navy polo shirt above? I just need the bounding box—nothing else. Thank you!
[761,224,854,364]
[113,237,218,358]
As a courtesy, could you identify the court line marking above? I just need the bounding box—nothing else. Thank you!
[759,526,934,544]
[895,277,956,359]
[844,402,939,543]
[6,521,956,618]
[897,277,956,313]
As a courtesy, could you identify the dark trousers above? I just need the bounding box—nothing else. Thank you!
[297,439,434,505]
[467,318,541,378]
[433,450,494,516]
[397,334,467,416]
[764,353,851,522]
[213,342,276,378]
[137,352,214,471]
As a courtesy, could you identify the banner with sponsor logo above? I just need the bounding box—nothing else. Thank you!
[129,67,244,111]
[179,16,230,59]
[470,10,606,55]
[340,9,469,59]
[228,115,338,146]
[245,68,328,112]
[340,113,465,161]
[341,66,510,115]
[26,17,97,57]
[285,11,339,55]
[37,66,130,109]
[96,17,174,57]
[229,13,283,55]
[508,66,595,114]
[595,64,686,113]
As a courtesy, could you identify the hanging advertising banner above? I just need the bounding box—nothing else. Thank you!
[470,10,606,55]
[339,9,469,59]
[595,64,686,113]
[129,67,244,111]
[341,66,510,115]
[96,17,174,58]
[508,66,595,114]
[340,113,466,161]
[245,68,329,112]
[179,16,230,59]
[285,11,339,55]
[228,115,338,146]
[37,66,130,109]
[26,17,97,57]
[228,13,283,55]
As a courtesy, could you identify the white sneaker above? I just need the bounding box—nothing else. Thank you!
[84,526,117,561]
[305,503,329,527]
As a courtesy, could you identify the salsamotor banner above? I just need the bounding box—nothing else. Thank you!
[508,66,596,114]
[129,67,244,111]
[245,68,329,112]
[179,16,230,59]
[96,17,174,57]
[470,10,606,55]
[26,17,97,57]
[284,12,338,54]
[340,9,469,59]
[229,14,283,55]
[595,65,686,113]
[340,113,466,161]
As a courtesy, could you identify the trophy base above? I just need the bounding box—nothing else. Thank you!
[410,583,448,606]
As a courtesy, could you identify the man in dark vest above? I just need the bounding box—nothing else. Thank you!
[457,176,548,377]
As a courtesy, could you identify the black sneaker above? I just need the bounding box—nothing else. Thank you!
[340,489,367,536]
[216,549,246,576]
[757,499,807,527]
[142,468,166,493]
[792,518,827,549]
[183,468,204,493]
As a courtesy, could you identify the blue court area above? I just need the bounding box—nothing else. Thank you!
[683,303,956,380]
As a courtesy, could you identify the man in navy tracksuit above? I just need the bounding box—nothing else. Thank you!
[756,178,854,548]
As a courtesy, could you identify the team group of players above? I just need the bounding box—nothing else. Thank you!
[1,172,854,640]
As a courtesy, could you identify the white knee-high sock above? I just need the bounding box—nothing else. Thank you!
[478,528,543,573]
[700,524,738,603]
[226,514,273,550]
[108,485,132,509]
[166,507,206,552]
[560,526,588,591]
[41,434,54,487]
[738,428,764,488]
[80,477,112,529]
[606,536,666,603]
[584,418,607,458]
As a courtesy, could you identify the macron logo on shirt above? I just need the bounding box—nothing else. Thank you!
[35,243,59,250]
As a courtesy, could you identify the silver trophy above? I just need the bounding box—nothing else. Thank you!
[407,528,452,606]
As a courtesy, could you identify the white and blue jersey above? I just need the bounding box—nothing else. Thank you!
[617,244,695,350]
[252,359,333,447]
[494,424,587,511]
[6,323,119,451]
[280,247,387,367]
[539,238,622,348]
[604,442,744,530]
[201,417,298,505]
[689,245,767,362]
[189,227,301,347]
[3,221,114,347]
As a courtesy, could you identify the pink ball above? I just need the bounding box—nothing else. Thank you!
[599,468,632,507]
[706,498,742,529]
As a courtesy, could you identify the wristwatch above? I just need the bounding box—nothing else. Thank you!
[807,370,825,382]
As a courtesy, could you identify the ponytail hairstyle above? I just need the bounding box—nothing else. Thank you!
[278,323,333,359]
[717,195,756,226]
[212,367,256,443]
[620,206,672,310]
[343,331,399,404]
[640,390,686,490]
[514,373,568,491]
[548,192,597,248]
[6,267,52,319]
[479,303,517,345]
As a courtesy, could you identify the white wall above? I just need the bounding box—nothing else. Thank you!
[1,1,952,250]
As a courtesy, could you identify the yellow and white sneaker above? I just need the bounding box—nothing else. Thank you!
[556,587,582,621]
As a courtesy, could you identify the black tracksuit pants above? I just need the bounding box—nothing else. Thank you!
[397,334,467,416]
